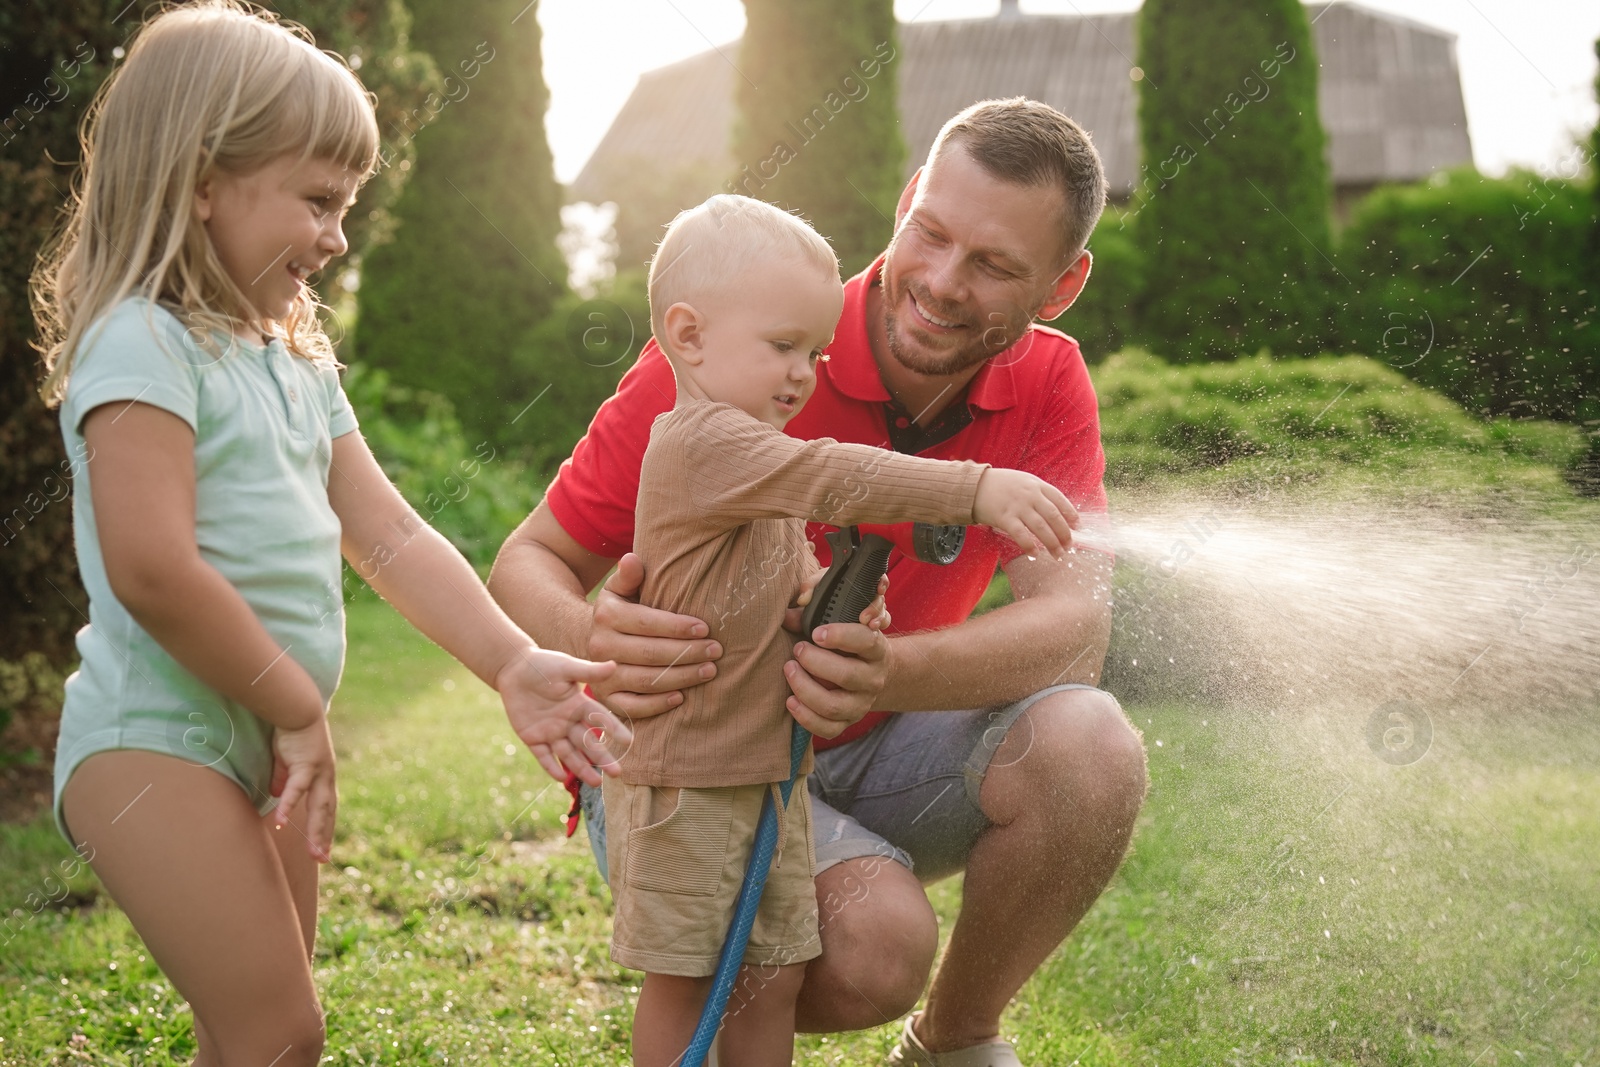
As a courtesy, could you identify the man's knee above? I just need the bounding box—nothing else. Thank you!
[987,689,1148,823]
[799,857,936,1030]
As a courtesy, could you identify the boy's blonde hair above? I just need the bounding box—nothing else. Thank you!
[32,0,379,407]
[648,195,839,349]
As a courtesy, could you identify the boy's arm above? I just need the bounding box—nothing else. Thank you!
[682,405,987,531]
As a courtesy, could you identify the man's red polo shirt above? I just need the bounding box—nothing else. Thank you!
[544,255,1109,750]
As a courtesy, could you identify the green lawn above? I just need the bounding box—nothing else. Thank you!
[3,589,1596,1065]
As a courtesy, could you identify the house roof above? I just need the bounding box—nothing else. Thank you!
[570,0,1473,203]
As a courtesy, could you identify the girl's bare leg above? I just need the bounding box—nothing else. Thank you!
[192,795,323,1065]
[63,750,325,1067]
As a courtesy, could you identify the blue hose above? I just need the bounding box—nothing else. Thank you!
[680,721,810,1066]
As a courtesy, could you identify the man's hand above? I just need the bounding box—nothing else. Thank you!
[587,552,723,718]
[780,573,892,739]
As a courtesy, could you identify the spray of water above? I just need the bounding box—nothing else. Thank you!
[1084,494,1600,718]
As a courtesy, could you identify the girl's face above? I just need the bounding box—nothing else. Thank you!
[194,154,360,330]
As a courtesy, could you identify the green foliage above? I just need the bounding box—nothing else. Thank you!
[1336,167,1600,424]
[1593,36,1600,232]
[1133,0,1332,361]
[505,270,650,473]
[731,0,904,276]
[341,364,543,570]
[355,0,568,451]
[0,654,67,770]
[1094,349,1587,491]
[1045,207,1144,361]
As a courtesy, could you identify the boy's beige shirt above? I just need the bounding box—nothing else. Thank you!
[626,398,988,787]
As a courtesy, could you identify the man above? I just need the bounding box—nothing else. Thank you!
[489,97,1148,1065]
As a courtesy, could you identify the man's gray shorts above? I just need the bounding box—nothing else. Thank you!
[581,683,1106,885]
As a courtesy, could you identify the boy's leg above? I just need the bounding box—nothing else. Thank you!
[632,972,712,1067]
[62,750,326,1067]
[720,961,807,1064]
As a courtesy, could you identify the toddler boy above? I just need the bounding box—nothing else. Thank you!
[608,194,1078,1067]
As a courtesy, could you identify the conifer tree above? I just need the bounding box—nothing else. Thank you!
[1133,0,1332,360]
[356,0,567,444]
[730,0,904,276]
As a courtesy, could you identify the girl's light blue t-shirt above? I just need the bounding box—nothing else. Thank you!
[53,298,357,830]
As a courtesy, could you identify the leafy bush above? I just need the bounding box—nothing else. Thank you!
[0,654,68,770]
[1094,349,1587,489]
[1337,167,1600,423]
[732,0,903,276]
[1046,208,1144,362]
[504,270,650,473]
[355,0,569,452]
[341,364,544,574]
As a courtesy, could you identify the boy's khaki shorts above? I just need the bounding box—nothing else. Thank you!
[603,775,821,977]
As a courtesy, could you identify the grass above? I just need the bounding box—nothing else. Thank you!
[3,587,1595,1065]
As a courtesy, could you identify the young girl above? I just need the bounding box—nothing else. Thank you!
[30,4,629,1063]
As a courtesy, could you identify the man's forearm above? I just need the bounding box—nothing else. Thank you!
[486,533,595,659]
[875,559,1112,711]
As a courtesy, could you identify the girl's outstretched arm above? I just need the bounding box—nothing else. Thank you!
[326,429,628,784]
[83,401,336,860]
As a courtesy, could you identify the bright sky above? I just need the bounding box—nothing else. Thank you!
[537,0,1600,185]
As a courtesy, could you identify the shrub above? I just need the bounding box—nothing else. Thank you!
[731,0,904,276]
[355,0,569,453]
[341,363,544,574]
[1337,167,1600,423]
[1045,207,1143,362]
[505,270,650,473]
[1094,349,1587,488]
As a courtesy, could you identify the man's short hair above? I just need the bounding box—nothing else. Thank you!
[929,97,1108,264]
[649,194,839,346]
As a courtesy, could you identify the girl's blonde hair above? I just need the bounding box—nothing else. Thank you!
[32,0,379,407]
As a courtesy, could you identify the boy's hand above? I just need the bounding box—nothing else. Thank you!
[973,469,1080,561]
[788,572,892,634]
[496,648,630,785]
[270,714,337,864]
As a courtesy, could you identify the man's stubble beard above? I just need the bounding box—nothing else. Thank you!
[878,252,1038,380]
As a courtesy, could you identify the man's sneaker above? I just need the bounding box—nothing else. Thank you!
[886,1012,1024,1067]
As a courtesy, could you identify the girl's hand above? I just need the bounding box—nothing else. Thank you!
[496,649,629,786]
[270,715,337,863]
[973,468,1080,561]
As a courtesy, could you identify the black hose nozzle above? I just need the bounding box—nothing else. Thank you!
[800,522,965,635]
